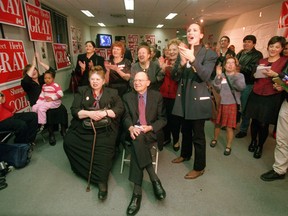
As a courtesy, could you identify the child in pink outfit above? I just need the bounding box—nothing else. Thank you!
[32,70,63,126]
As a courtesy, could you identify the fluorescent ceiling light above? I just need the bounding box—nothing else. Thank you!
[81,10,94,17]
[165,13,177,19]
[127,18,134,23]
[124,0,134,10]
[156,24,164,28]
[98,23,106,27]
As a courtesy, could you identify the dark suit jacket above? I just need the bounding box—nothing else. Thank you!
[172,45,218,120]
[122,89,167,150]
[75,53,105,86]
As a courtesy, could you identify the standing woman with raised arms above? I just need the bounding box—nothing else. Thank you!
[171,23,218,179]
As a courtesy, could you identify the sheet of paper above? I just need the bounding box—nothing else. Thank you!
[254,65,271,78]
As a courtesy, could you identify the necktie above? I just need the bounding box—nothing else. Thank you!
[138,95,147,125]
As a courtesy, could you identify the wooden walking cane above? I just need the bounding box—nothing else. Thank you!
[86,118,97,192]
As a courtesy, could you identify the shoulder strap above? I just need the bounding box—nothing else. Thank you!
[224,73,237,104]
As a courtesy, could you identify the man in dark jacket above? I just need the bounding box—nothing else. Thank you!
[235,35,263,138]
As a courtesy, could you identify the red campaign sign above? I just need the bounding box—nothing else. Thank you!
[145,34,155,44]
[279,1,288,28]
[24,2,53,42]
[52,43,71,70]
[128,34,138,43]
[1,85,30,112]
[0,39,28,85]
[106,49,112,60]
[95,48,107,60]
[0,0,26,28]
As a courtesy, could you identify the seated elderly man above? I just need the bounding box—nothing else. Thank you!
[122,71,167,216]
[0,91,38,144]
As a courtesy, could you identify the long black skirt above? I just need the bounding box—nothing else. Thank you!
[245,92,283,125]
[63,126,117,184]
[47,104,68,128]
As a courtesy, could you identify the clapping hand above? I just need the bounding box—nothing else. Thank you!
[88,60,94,70]
[216,65,223,76]
[78,60,86,73]
[178,44,195,64]
[158,56,167,71]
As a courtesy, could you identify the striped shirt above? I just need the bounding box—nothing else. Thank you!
[38,82,63,101]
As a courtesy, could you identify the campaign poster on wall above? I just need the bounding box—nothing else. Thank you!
[127,34,139,58]
[95,48,108,60]
[1,85,30,112]
[0,39,28,85]
[0,0,26,28]
[52,43,71,70]
[278,0,288,38]
[145,34,155,44]
[24,2,53,42]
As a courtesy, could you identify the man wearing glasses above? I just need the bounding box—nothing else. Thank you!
[122,72,167,216]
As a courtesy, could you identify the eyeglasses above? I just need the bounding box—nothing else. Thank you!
[133,79,148,83]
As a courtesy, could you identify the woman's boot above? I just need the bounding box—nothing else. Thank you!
[248,140,257,152]
[253,145,263,159]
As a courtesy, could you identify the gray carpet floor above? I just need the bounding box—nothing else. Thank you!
[0,92,287,216]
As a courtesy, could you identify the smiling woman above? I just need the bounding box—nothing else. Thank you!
[244,36,288,159]
[171,22,218,179]
[63,65,124,201]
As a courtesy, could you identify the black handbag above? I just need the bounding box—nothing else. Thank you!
[82,117,111,130]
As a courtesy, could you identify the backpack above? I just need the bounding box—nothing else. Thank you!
[0,143,32,168]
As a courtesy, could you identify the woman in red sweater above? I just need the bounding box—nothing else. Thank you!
[159,38,183,151]
[245,36,288,159]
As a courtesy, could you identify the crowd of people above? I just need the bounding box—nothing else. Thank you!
[1,22,288,215]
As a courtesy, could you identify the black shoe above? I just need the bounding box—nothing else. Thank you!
[98,190,108,201]
[49,134,56,146]
[248,140,257,152]
[0,176,6,184]
[253,146,262,159]
[126,194,142,216]
[173,142,180,152]
[152,180,166,200]
[224,147,231,156]
[260,170,285,181]
[210,140,217,148]
[0,182,8,190]
[235,131,247,138]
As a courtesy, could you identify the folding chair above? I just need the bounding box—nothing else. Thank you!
[0,131,14,143]
[120,141,159,174]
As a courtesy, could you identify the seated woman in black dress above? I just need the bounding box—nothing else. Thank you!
[21,54,68,145]
[63,66,124,201]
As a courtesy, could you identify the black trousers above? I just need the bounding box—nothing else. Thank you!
[0,112,38,143]
[180,119,206,171]
[162,97,181,144]
[129,132,156,185]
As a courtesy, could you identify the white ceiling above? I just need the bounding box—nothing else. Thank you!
[41,0,283,29]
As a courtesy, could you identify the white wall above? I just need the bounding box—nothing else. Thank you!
[204,2,283,56]
[89,27,177,50]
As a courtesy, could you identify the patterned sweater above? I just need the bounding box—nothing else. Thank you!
[213,73,246,105]
[38,82,63,101]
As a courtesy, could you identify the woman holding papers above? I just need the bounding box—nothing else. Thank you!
[245,36,288,159]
